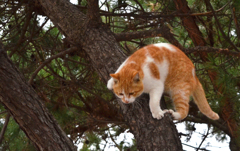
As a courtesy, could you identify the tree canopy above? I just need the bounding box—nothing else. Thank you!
[0,0,239,150]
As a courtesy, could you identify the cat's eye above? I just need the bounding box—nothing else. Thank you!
[114,79,118,84]
[119,93,123,96]
[129,92,134,96]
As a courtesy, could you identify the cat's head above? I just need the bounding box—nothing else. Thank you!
[110,70,143,104]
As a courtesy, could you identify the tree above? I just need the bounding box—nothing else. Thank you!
[0,45,77,150]
[0,0,239,150]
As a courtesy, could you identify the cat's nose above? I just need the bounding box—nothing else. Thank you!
[122,98,129,104]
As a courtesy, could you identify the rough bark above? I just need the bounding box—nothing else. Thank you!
[123,94,182,150]
[173,0,206,46]
[37,0,183,150]
[0,44,77,151]
[114,26,183,49]
[0,0,183,150]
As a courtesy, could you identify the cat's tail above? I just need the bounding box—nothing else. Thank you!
[192,79,219,120]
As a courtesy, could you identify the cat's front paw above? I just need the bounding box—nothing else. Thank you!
[151,110,166,120]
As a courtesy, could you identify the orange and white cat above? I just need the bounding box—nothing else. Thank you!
[107,43,219,120]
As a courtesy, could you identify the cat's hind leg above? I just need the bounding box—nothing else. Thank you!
[169,87,191,120]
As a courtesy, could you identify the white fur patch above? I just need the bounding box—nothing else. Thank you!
[158,57,169,82]
[153,43,177,52]
[107,78,114,90]
[142,57,169,93]
[128,61,136,65]
[145,55,154,63]
[145,50,154,63]
[149,85,165,119]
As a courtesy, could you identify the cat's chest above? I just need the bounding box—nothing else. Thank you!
[142,59,169,92]
[143,77,161,92]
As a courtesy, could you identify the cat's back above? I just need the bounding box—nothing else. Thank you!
[128,43,190,64]
[130,43,195,80]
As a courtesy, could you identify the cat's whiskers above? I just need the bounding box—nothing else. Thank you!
[133,99,143,109]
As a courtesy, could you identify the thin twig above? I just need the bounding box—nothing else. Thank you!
[0,113,11,144]
[108,130,121,151]
[0,111,8,115]
[99,2,229,19]
[196,125,210,151]
[205,0,239,52]
[182,143,210,151]
[28,47,77,85]
[230,5,240,41]
[132,0,145,12]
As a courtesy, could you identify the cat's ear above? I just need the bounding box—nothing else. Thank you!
[110,73,119,84]
[132,71,140,83]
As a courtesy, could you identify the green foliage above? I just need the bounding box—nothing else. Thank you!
[0,117,35,151]
[0,0,240,150]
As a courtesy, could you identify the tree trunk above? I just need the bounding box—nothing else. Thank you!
[0,0,183,150]
[123,94,182,150]
[0,45,77,151]
[38,0,183,150]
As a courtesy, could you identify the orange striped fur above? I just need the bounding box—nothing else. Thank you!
[107,43,219,120]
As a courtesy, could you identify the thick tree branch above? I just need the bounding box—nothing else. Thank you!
[87,0,102,25]
[38,1,183,150]
[0,44,77,150]
[39,0,126,82]
[173,2,239,148]
[114,27,165,41]
[185,116,230,136]
[173,0,206,46]
[38,0,87,43]
[115,26,183,49]
[99,10,229,18]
